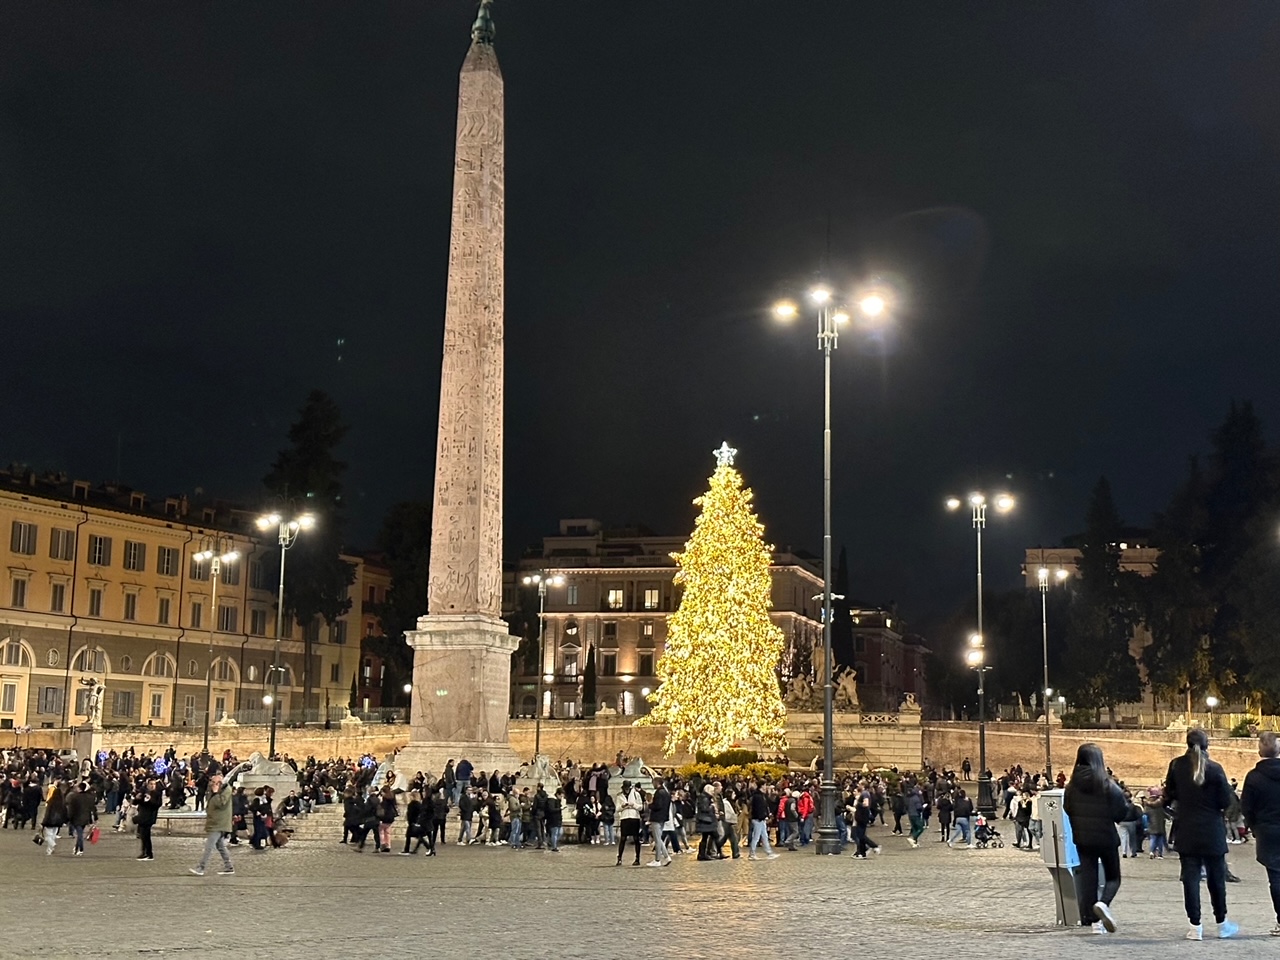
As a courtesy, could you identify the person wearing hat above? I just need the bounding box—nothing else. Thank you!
[1165,727,1238,940]
[616,780,644,865]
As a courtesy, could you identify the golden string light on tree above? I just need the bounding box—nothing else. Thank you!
[638,442,788,756]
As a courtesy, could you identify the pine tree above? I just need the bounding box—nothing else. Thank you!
[638,444,788,755]
[582,645,597,718]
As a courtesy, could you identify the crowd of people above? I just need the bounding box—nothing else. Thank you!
[9,730,1280,942]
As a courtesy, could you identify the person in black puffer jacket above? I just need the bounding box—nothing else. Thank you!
[1166,727,1238,939]
[1064,743,1127,932]
[1242,731,1280,934]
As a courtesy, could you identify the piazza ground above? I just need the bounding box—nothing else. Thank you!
[6,823,1280,959]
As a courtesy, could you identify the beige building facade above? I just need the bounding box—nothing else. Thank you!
[0,469,364,731]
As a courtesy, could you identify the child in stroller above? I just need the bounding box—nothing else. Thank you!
[973,813,1004,849]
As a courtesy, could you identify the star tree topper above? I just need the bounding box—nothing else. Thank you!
[713,441,737,466]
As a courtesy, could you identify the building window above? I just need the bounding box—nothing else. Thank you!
[602,621,618,640]
[602,652,617,676]
[330,663,340,683]
[150,692,164,720]
[221,561,240,587]
[1,682,16,713]
[366,586,376,603]
[50,582,66,613]
[214,659,234,682]
[38,686,62,715]
[638,652,654,676]
[563,653,579,677]
[120,655,133,673]
[1,642,30,666]
[643,588,659,610]
[46,648,59,667]
[75,687,92,717]
[333,621,347,645]
[214,695,226,718]
[123,540,146,572]
[191,601,202,629]
[642,621,654,638]
[250,609,268,636]
[123,593,138,621]
[88,588,103,618]
[249,560,266,589]
[566,584,579,606]
[189,556,209,581]
[188,659,199,678]
[111,691,134,718]
[305,619,321,645]
[158,597,171,625]
[606,588,624,610]
[157,546,179,577]
[10,521,37,556]
[10,578,27,609]
[218,605,237,633]
[365,620,376,637]
[144,655,173,678]
[49,527,75,561]
[87,534,112,567]
[362,659,372,681]
[183,695,196,723]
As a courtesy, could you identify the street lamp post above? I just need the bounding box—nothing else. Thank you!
[194,537,240,754]
[775,284,888,857]
[522,571,563,758]
[1206,695,1219,730]
[256,511,315,758]
[1037,566,1069,781]
[403,682,413,724]
[947,491,1014,816]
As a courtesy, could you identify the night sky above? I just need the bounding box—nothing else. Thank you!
[4,3,1278,640]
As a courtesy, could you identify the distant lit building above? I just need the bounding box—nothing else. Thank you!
[848,606,929,712]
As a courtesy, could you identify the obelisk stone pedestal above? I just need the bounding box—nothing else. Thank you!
[395,615,519,778]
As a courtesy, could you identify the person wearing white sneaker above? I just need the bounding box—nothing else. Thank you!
[1063,744,1127,932]
[1242,732,1280,938]
[1165,728,1236,940]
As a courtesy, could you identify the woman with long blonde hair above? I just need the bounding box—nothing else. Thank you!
[1165,727,1238,940]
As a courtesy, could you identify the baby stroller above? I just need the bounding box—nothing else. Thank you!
[973,814,1004,849]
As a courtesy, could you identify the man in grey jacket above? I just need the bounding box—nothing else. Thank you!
[191,763,249,877]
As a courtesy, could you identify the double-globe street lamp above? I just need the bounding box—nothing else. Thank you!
[775,282,890,856]
[522,571,564,758]
[1037,565,1069,781]
[194,536,240,754]
[256,511,315,758]
[947,491,1014,815]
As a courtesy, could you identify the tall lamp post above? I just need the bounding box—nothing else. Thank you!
[194,537,240,754]
[776,283,888,857]
[946,491,1014,815]
[1037,566,1069,780]
[522,571,563,758]
[1205,695,1219,730]
[256,511,315,758]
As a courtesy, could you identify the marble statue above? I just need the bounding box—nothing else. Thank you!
[84,680,105,728]
[833,667,860,711]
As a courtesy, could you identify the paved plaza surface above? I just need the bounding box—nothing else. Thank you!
[5,823,1280,960]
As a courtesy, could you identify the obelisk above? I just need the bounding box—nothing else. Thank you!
[397,0,517,776]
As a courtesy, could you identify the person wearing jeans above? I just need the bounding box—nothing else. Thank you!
[747,783,777,859]
[1166,728,1238,939]
[190,769,238,876]
[646,781,673,866]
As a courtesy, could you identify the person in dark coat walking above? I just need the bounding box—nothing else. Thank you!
[65,781,97,856]
[132,778,161,861]
[1241,730,1280,936]
[1165,727,1238,940]
[1063,743,1127,933]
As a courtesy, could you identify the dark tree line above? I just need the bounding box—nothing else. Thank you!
[930,402,1280,724]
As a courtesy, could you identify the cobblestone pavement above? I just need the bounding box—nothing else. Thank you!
[4,823,1280,959]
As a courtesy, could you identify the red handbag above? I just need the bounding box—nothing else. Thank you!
[89,826,101,845]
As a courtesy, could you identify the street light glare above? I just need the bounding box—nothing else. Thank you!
[945,497,961,511]
[995,493,1016,513]
[1056,568,1070,582]
[965,648,985,666]
[298,514,316,530]
[261,694,273,706]
[968,633,983,647]
[1037,567,1049,582]
[809,286,831,304]
[772,299,798,320]
[858,294,886,317]
[969,493,985,507]
[832,310,850,324]
[1206,696,1220,708]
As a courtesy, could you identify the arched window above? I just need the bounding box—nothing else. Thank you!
[0,640,31,667]
[72,646,108,674]
[142,653,174,678]
[212,658,237,683]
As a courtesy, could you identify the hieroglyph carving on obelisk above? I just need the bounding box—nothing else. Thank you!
[428,0,504,619]
[398,1,518,777]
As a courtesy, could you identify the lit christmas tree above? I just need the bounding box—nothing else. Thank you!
[639,442,788,755]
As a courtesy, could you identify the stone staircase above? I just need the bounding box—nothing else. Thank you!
[281,803,344,842]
